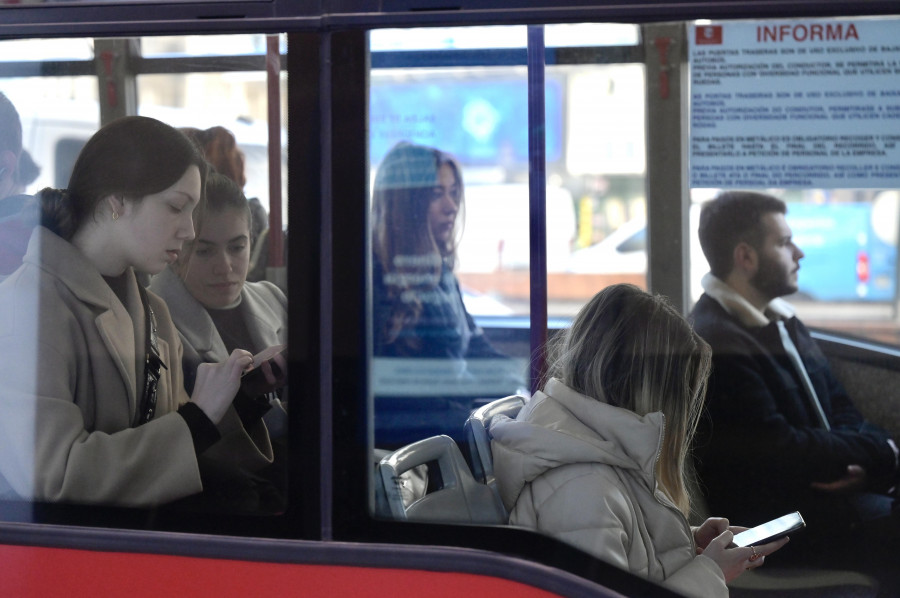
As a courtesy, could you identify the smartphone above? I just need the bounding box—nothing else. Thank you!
[732,511,806,547]
[242,344,287,376]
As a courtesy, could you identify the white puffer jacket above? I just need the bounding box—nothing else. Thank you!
[491,378,727,598]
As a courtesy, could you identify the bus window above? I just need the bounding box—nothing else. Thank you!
[0,32,289,517]
[551,60,647,317]
[369,25,648,323]
[369,26,531,454]
[368,22,654,527]
[686,15,900,346]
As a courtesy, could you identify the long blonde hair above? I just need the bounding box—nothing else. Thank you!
[545,284,711,515]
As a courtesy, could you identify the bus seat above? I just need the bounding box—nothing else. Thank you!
[729,567,878,598]
[377,435,506,524]
[463,395,527,517]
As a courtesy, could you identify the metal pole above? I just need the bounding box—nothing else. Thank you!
[266,34,286,288]
[527,25,548,394]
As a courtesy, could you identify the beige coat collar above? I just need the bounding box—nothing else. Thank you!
[25,227,142,413]
[151,265,225,359]
[150,265,285,362]
[701,273,795,328]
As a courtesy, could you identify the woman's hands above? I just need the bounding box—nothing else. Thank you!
[693,517,740,553]
[699,524,790,583]
[191,349,253,424]
[240,350,288,398]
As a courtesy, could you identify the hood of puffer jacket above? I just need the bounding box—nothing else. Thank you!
[490,378,665,512]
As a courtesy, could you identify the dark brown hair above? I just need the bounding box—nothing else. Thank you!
[698,191,787,278]
[40,116,208,240]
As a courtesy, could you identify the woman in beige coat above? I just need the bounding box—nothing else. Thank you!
[150,172,287,396]
[491,284,789,597]
[0,116,272,507]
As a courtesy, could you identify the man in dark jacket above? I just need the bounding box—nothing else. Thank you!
[690,191,898,543]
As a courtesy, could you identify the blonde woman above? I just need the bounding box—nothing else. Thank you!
[491,284,788,597]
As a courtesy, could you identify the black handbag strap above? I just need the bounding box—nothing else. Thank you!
[135,284,168,426]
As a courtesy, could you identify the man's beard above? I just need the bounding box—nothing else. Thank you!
[750,253,797,300]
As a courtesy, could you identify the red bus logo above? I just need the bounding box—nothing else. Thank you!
[696,25,723,45]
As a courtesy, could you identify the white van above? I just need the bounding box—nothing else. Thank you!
[12,97,283,220]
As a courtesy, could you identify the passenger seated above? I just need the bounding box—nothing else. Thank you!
[690,190,900,592]
[0,116,272,507]
[370,141,523,446]
[490,284,788,598]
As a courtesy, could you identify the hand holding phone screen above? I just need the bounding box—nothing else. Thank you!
[241,344,287,395]
[732,511,805,547]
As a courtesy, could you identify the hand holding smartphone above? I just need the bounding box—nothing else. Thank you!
[241,344,287,394]
[732,511,806,547]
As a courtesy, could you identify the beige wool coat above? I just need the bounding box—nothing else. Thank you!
[149,265,286,392]
[0,227,271,506]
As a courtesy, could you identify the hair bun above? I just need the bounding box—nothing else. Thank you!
[38,187,77,240]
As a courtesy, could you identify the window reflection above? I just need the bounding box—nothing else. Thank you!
[371,141,527,448]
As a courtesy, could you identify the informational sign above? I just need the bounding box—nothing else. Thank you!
[689,18,900,189]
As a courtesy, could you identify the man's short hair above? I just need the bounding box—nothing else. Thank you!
[0,92,22,157]
[698,191,786,278]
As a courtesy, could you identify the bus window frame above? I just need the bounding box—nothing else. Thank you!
[2,4,900,596]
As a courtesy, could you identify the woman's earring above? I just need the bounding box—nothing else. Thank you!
[112,211,119,221]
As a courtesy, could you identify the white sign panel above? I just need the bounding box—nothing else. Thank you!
[689,18,900,189]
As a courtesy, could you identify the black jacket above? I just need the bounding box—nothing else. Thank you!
[690,293,895,530]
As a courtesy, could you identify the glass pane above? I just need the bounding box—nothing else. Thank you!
[687,16,900,345]
[550,62,648,317]
[141,34,277,58]
[137,70,287,223]
[371,26,528,51]
[369,30,530,460]
[5,80,100,192]
[0,38,94,61]
[544,23,640,47]
[0,33,289,516]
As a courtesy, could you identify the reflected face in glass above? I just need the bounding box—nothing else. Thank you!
[751,212,805,300]
[428,163,460,245]
[182,207,251,308]
[120,165,199,275]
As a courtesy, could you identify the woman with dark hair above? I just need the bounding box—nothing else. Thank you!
[0,116,272,507]
[180,125,269,281]
[150,172,287,509]
[150,172,286,402]
[490,284,788,597]
[371,141,522,446]
[372,141,500,360]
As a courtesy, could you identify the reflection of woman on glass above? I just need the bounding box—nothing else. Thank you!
[0,116,272,507]
[371,141,505,361]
